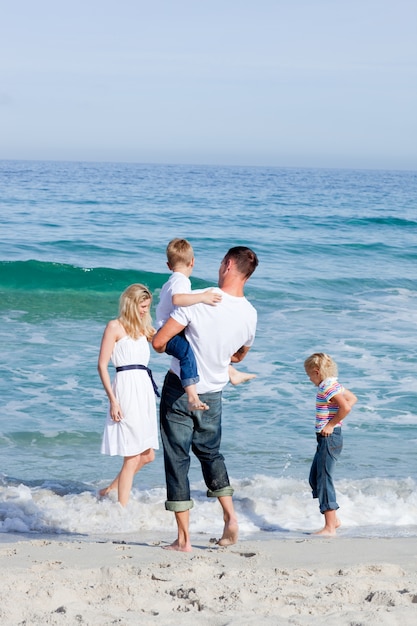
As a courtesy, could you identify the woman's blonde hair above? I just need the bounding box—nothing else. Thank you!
[304,352,338,378]
[118,284,154,341]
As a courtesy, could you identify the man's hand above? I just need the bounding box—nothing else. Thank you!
[152,317,186,353]
[230,345,250,363]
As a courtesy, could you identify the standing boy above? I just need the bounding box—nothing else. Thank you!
[304,353,357,535]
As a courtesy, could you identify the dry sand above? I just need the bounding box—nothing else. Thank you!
[0,533,416,625]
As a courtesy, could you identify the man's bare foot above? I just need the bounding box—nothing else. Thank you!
[163,540,192,553]
[188,398,209,411]
[217,520,239,546]
[313,527,337,536]
[98,486,112,498]
[313,517,341,536]
[229,371,256,386]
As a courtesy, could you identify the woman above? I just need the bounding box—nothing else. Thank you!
[98,283,159,506]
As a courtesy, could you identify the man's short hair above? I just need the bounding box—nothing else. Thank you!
[224,246,258,278]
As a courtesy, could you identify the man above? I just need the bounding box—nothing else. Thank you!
[152,246,258,552]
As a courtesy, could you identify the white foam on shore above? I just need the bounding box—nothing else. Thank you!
[1,474,416,538]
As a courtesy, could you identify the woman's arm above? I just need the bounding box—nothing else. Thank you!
[97,319,124,421]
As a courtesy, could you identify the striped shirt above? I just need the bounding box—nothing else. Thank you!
[315,377,344,432]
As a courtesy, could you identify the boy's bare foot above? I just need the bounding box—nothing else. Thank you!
[230,370,256,385]
[217,520,239,546]
[229,370,256,386]
[163,540,192,553]
[188,399,209,411]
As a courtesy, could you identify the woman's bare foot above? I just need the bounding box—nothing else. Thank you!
[163,539,192,553]
[217,520,239,546]
[98,486,113,498]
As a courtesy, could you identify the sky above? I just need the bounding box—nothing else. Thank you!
[1,0,416,170]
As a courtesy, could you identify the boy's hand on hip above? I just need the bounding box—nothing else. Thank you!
[321,424,334,437]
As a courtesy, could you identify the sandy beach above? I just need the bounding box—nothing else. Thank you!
[0,533,416,625]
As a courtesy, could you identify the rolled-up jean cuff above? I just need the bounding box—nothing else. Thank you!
[207,486,234,498]
[320,502,339,514]
[181,376,199,388]
[165,499,194,512]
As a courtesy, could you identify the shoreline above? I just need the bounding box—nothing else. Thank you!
[1,534,417,624]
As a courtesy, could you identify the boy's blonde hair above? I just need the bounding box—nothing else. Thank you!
[118,283,154,341]
[166,238,194,268]
[304,352,338,378]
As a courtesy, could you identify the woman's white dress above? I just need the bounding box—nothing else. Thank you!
[101,335,159,457]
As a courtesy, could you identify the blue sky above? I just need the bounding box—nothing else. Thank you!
[1,0,416,169]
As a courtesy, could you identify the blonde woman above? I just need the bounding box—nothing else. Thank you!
[98,284,159,506]
[304,353,357,535]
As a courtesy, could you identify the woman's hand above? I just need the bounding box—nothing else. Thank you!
[110,400,123,422]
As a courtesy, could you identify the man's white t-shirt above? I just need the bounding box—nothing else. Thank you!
[170,288,257,394]
[156,272,191,329]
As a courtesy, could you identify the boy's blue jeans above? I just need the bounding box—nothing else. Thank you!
[309,428,343,514]
[165,332,199,388]
[159,371,233,512]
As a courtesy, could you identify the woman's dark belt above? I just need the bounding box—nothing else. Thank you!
[115,364,160,397]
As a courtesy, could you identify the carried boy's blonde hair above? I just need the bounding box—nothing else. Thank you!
[118,283,155,341]
[166,238,194,268]
[304,353,338,378]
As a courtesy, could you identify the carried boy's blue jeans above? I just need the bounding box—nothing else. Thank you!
[309,428,343,514]
[159,371,233,512]
[165,331,199,388]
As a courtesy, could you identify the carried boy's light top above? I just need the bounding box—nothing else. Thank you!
[156,272,191,328]
[315,377,345,432]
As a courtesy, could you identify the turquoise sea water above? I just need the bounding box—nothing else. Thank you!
[1,160,416,538]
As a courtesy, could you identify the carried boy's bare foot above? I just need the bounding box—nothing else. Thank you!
[229,371,256,386]
[217,520,239,546]
[188,398,209,411]
[163,540,192,553]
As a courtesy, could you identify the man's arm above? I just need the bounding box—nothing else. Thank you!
[152,317,186,353]
[230,345,251,363]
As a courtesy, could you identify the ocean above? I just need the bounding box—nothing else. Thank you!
[1,160,416,539]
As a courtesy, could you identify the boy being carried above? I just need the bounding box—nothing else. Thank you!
[156,238,255,411]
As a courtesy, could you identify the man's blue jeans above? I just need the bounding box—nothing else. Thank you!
[309,428,343,514]
[159,371,234,512]
[165,332,199,388]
